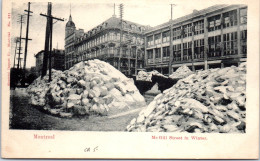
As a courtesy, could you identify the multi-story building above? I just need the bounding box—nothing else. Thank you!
[65,13,149,76]
[52,49,65,71]
[145,4,247,75]
[35,49,65,76]
[35,50,44,76]
[65,14,84,69]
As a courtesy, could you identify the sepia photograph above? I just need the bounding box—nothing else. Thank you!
[2,0,259,159]
[9,2,247,133]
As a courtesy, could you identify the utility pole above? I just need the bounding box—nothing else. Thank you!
[17,15,24,70]
[17,58,23,69]
[112,3,116,17]
[169,4,176,74]
[170,4,176,20]
[118,3,124,71]
[41,3,51,79]
[169,24,173,74]
[135,46,138,75]
[13,37,19,68]
[21,2,33,86]
[49,16,53,82]
[191,23,195,72]
[23,2,33,70]
[40,2,64,82]
[125,29,131,76]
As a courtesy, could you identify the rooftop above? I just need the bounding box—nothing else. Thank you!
[76,16,150,43]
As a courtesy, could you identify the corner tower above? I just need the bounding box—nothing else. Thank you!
[65,14,76,38]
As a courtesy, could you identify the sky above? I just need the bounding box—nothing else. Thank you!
[11,1,216,68]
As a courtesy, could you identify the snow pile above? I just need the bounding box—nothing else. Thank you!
[136,70,167,82]
[169,65,193,80]
[127,63,246,133]
[27,69,63,106]
[28,59,146,117]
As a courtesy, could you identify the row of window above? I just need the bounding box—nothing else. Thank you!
[65,53,74,60]
[113,61,143,68]
[65,46,74,53]
[76,47,144,59]
[76,32,144,52]
[66,58,143,70]
[194,20,204,35]
[147,30,246,62]
[66,62,73,69]
[70,31,246,62]
[241,30,247,54]
[147,8,247,46]
[147,47,171,59]
[148,39,211,60]
[65,37,74,45]
[208,31,247,57]
[207,8,247,32]
[122,22,146,32]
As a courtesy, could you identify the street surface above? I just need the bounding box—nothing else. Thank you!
[9,88,147,131]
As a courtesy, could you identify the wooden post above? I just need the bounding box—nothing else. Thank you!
[22,2,33,86]
[49,16,53,82]
[17,15,24,70]
[169,25,173,74]
[220,13,224,57]
[23,2,33,71]
[237,8,241,57]
[40,2,64,80]
[13,38,18,68]
[41,3,51,78]
[191,21,195,72]
[128,46,131,76]
[204,16,209,70]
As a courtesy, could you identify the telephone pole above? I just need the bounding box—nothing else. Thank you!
[118,3,124,71]
[22,2,33,71]
[21,2,33,86]
[40,2,64,82]
[49,16,53,82]
[17,15,25,70]
[112,3,116,17]
[169,4,176,74]
[41,3,51,79]
[13,37,19,68]
[170,4,176,20]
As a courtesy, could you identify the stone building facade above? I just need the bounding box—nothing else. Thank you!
[35,49,65,76]
[52,49,65,71]
[65,14,84,69]
[35,50,44,76]
[144,4,247,75]
[65,14,149,76]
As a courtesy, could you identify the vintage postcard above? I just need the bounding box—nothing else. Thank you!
[1,0,259,159]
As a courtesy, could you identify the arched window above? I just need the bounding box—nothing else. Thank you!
[109,47,114,54]
[117,33,120,40]
[110,32,115,40]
